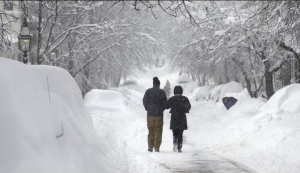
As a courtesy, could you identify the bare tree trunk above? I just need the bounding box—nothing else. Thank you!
[262,52,274,99]
[68,36,74,76]
[224,59,230,83]
[202,73,206,86]
[296,60,300,83]
[232,57,254,98]
[82,65,90,96]
[37,1,42,64]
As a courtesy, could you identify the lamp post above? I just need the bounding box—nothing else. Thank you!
[50,49,58,66]
[18,17,32,64]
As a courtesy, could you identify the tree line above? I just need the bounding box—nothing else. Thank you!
[167,1,300,99]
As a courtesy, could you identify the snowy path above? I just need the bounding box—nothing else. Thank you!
[130,105,254,173]
[87,66,257,173]
[159,150,252,173]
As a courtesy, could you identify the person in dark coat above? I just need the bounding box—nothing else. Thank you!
[222,97,238,110]
[165,86,191,153]
[143,77,167,152]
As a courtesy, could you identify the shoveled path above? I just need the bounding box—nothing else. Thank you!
[148,134,256,173]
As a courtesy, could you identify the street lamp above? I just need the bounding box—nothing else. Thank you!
[50,48,58,65]
[18,17,32,64]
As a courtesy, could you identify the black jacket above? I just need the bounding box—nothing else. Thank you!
[143,85,167,116]
[166,95,191,130]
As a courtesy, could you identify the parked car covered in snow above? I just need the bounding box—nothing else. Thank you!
[178,73,191,84]
[195,86,213,101]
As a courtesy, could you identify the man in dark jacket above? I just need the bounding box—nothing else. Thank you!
[143,77,167,152]
[166,86,191,153]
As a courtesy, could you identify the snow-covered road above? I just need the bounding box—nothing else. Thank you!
[86,66,257,173]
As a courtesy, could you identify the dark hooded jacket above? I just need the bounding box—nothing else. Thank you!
[166,86,191,130]
[143,84,167,116]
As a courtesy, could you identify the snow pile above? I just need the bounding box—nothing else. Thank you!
[260,84,300,113]
[30,66,91,124]
[182,81,198,95]
[192,87,201,99]
[190,83,300,173]
[219,81,243,100]
[0,57,120,173]
[195,85,213,101]
[178,73,191,83]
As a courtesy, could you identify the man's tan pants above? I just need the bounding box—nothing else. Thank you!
[147,116,163,151]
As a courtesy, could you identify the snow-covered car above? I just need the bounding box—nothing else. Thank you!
[122,80,137,86]
[196,86,213,101]
[178,73,191,84]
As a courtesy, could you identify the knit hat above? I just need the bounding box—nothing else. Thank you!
[174,86,183,95]
[153,77,160,85]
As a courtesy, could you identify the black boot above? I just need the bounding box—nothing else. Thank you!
[173,136,178,152]
[178,143,182,153]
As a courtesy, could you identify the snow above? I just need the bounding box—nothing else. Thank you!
[219,81,244,100]
[195,85,213,101]
[224,16,237,25]
[5,34,18,44]
[214,29,226,37]
[260,84,300,113]
[2,57,300,173]
[182,81,198,95]
[219,8,229,13]
[208,84,224,102]
[178,73,191,83]
[137,32,157,43]
[84,89,127,112]
[192,87,201,99]
[0,57,120,173]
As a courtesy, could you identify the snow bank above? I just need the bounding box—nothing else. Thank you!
[192,87,201,99]
[30,65,91,124]
[0,57,120,173]
[260,84,300,113]
[195,86,213,101]
[190,83,300,173]
[182,81,198,95]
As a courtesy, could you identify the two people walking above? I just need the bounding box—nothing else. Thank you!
[143,77,191,153]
